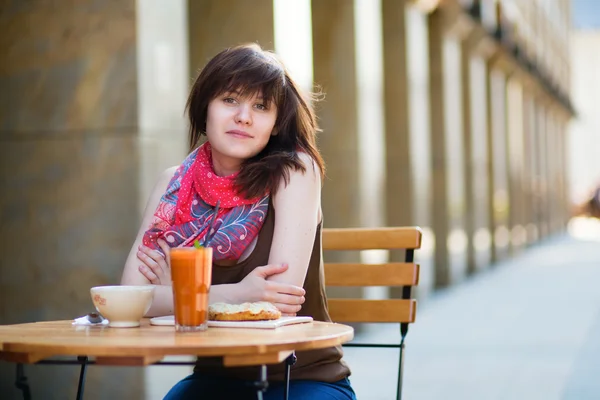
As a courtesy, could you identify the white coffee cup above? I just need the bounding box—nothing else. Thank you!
[90,285,155,328]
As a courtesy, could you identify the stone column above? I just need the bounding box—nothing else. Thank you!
[187,0,275,79]
[487,67,511,260]
[382,1,435,298]
[505,77,527,253]
[461,29,494,274]
[311,0,363,306]
[556,111,570,227]
[518,90,530,244]
[536,101,549,238]
[546,110,559,235]
[138,1,191,396]
[311,0,360,230]
[138,0,190,208]
[0,1,143,397]
[528,98,542,243]
[428,6,469,287]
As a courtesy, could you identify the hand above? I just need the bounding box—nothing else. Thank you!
[137,239,171,285]
[236,264,306,316]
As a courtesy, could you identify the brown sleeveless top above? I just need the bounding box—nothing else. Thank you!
[193,203,351,382]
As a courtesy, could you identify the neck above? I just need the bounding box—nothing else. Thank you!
[210,151,241,177]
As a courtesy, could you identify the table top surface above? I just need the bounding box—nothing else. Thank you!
[0,319,354,366]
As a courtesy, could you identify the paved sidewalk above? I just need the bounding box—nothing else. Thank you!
[343,227,600,400]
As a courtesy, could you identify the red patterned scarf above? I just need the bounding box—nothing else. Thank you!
[142,143,269,260]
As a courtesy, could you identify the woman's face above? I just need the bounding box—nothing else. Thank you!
[205,90,277,172]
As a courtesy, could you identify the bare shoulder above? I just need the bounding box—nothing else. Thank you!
[159,166,178,185]
[296,152,320,177]
[146,166,178,205]
[279,152,321,187]
[274,153,321,205]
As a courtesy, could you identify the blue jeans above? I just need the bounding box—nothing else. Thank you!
[163,373,356,400]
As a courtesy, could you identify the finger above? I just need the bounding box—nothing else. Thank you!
[137,251,165,279]
[281,313,297,317]
[137,250,160,269]
[157,239,171,267]
[138,265,159,284]
[139,245,165,264]
[272,303,302,315]
[270,293,305,306]
[267,281,305,297]
[256,263,288,278]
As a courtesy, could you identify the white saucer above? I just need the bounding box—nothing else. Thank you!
[149,315,313,329]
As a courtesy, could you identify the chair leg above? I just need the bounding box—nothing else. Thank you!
[15,364,32,400]
[396,341,405,400]
[76,356,88,400]
[254,364,268,400]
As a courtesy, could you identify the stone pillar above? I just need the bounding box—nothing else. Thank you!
[484,66,499,260]
[556,112,570,227]
[382,1,434,298]
[461,31,493,274]
[522,92,534,240]
[546,110,559,235]
[534,101,548,238]
[138,0,190,208]
[428,7,469,287]
[529,98,543,243]
[505,77,527,253]
[187,0,274,79]
[311,0,363,307]
[311,0,360,230]
[553,111,567,231]
[487,67,511,260]
[0,1,143,398]
[138,1,191,396]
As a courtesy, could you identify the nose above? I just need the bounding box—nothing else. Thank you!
[235,104,252,125]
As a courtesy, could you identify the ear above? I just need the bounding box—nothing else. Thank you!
[271,129,278,136]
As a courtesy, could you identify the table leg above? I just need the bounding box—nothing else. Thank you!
[76,356,88,400]
[15,364,32,400]
[283,352,297,400]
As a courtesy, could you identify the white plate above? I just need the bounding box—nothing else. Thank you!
[149,315,313,329]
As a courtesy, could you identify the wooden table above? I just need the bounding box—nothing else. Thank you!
[0,319,354,400]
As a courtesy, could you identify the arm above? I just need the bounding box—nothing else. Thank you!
[120,167,239,316]
[120,167,177,286]
[120,167,178,316]
[267,153,322,288]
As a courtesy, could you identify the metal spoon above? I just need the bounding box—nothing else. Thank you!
[86,312,104,324]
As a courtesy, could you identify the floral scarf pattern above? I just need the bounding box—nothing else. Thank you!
[142,143,269,260]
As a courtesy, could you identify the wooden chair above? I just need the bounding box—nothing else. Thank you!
[322,227,422,400]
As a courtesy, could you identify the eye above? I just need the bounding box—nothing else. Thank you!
[223,97,237,104]
[255,103,267,111]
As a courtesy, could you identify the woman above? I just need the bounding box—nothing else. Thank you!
[120,44,355,399]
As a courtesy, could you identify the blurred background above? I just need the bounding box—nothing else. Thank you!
[1,0,599,399]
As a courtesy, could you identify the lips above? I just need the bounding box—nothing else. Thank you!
[226,130,253,138]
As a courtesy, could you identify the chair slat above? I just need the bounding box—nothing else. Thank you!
[325,263,419,286]
[327,299,416,323]
[322,227,422,250]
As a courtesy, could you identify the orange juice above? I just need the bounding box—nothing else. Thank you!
[170,247,212,332]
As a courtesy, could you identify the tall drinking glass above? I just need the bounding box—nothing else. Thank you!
[170,247,212,332]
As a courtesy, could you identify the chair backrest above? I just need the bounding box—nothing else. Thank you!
[322,226,422,400]
[322,227,422,324]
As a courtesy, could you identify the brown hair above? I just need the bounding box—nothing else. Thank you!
[185,43,325,198]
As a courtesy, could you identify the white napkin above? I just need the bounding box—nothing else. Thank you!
[72,315,109,326]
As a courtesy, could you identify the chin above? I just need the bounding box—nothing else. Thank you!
[220,148,262,161]
[210,139,266,161]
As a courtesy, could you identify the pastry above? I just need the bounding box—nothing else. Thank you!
[208,301,281,321]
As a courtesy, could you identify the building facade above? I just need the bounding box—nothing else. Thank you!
[0,0,574,398]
